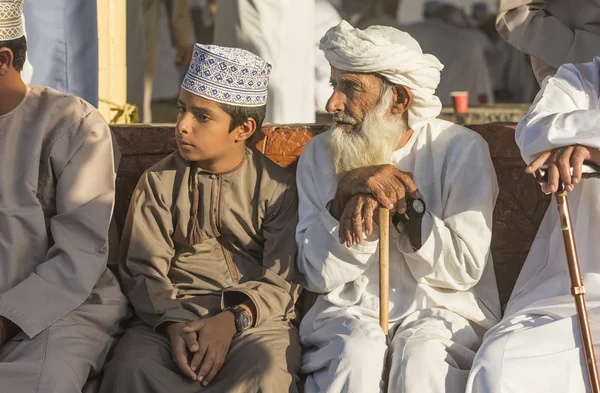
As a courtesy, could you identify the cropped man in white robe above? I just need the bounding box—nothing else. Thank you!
[0,2,129,392]
[298,21,500,393]
[466,57,600,393]
[214,0,316,123]
[497,0,600,85]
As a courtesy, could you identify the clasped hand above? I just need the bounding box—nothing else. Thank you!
[166,311,236,386]
[330,164,420,247]
[527,145,600,193]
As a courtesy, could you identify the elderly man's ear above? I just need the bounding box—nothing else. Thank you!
[391,85,413,116]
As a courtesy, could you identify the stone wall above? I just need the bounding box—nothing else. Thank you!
[111,123,550,310]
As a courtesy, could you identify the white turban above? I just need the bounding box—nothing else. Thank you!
[320,20,444,130]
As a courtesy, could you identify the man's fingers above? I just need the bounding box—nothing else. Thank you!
[558,146,574,190]
[190,342,208,373]
[394,171,420,199]
[171,337,196,380]
[372,187,394,210]
[351,197,365,245]
[571,146,590,185]
[547,162,560,193]
[202,354,226,386]
[363,198,377,236]
[395,186,407,214]
[182,330,199,353]
[526,152,551,174]
[339,207,354,247]
[197,350,217,383]
[183,321,203,332]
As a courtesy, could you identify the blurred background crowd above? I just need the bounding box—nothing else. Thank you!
[21,0,539,124]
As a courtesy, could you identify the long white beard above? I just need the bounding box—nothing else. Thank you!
[328,89,409,178]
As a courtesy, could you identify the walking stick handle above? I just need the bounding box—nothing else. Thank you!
[379,207,390,336]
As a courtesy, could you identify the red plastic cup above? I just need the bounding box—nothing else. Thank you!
[451,91,469,113]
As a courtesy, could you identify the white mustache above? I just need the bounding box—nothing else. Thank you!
[333,113,358,125]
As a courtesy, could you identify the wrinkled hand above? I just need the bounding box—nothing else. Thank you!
[338,194,381,247]
[527,145,600,193]
[331,164,419,220]
[0,317,19,348]
[183,312,237,386]
[175,44,193,67]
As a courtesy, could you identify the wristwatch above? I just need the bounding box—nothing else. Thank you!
[392,197,426,232]
[223,304,253,333]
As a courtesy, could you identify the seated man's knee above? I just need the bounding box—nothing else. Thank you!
[102,348,155,380]
[38,356,89,393]
[339,331,387,368]
[403,339,446,362]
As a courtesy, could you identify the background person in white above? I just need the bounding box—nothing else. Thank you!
[297,21,500,393]
[214,0,316,124]
[466,57,600,393]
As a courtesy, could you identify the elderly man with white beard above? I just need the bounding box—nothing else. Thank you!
[296,21,501,393]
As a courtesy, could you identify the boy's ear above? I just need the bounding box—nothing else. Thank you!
[234,118,257,142]
[0,48,14,77]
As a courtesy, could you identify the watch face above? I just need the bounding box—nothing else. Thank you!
[236,308,252,332]
[412,199,426,214]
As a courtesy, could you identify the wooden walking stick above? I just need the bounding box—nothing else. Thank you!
[538,162,600,392]
[379,207,390,337]
[555,189,600,393]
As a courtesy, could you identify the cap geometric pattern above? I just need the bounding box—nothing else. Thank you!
[182,44,271,107]
[0,0,24,41]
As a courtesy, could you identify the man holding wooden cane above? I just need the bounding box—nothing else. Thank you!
[467,57,600,393]
[296,21,500,393]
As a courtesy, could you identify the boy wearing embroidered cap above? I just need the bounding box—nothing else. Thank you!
[0,1,129,392]
[98,44,301,393]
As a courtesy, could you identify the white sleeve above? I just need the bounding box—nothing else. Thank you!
[295,152,379,293]
[396,137,498,291]
[0,111,116,338]
[515,62,600,165]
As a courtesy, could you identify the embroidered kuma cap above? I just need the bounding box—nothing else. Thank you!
[0,0,24,41]
[182,44,272,107]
